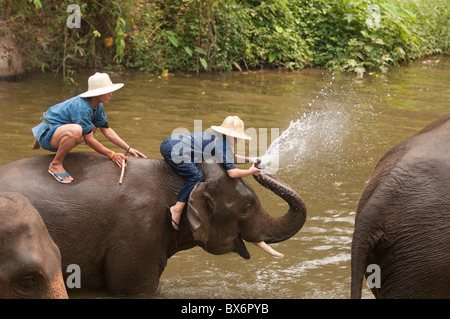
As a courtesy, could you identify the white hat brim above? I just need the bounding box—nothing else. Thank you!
[211,125,252,140]
[79,83,124,98]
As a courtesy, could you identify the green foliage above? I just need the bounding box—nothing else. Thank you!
[114,17,127,63]
[2,0,448,78]
[286,0,442,76]
[2,0,133,81]
[235,0,312,70]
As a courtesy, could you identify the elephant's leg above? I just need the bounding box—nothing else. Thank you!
[104,248,166,296]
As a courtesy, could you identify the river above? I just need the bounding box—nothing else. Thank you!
[0,56,448,299]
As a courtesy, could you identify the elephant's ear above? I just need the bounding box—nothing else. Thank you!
[186,182,215,243]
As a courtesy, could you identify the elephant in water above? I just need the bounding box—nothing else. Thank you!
[0,154,306,296]
[0,192,68,299]
[351,114,450,299]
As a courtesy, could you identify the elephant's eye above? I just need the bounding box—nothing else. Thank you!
[18,276,37,289]
[14,271,44,292]
[241,202,253,217]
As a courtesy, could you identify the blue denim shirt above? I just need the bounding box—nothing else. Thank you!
[32,96,108,142]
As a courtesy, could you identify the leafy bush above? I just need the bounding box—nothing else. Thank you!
[288,0,448,76]
[2,0,448,78]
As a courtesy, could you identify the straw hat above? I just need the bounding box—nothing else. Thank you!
[79,72,124,98]
[211,116,252,140]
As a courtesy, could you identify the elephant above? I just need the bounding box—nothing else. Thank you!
[0,153,306,296]
[351,114,450,299]
[0,192,68,299]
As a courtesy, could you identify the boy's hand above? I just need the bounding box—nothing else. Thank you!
[249,163,261,176]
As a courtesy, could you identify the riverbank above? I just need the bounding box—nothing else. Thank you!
[2,0,448,83]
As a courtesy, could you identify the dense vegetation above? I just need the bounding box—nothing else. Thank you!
[2,0,448,82]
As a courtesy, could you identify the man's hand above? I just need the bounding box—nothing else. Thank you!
[128,147,147,158]
[111,152,128,168]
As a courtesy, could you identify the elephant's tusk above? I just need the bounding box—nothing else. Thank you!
[253,241,284,258]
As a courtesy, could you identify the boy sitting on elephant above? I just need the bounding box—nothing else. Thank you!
[160,116,261,230]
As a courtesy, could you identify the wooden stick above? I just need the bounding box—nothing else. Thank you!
[119,159,126,184]
[118,146,131,185]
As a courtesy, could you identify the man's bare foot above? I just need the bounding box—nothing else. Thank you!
[169,206,182,230]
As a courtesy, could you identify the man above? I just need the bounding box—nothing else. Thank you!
[32,72,146,184]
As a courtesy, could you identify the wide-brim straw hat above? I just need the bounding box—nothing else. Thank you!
[211,116,252,140]
[79,72,124,98]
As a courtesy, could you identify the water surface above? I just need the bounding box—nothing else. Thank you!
[0,56,448,299]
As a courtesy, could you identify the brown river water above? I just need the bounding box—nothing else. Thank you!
[0,56,448,299]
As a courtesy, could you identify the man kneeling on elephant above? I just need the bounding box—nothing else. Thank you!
[31,72,146,184]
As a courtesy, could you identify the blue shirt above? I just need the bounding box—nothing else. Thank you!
[32,96,108,140]
[168,131,236,170]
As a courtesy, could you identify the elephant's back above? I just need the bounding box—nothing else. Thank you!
[0,152,184,215]
[356,115,450,214]
[0,152,184,264]
[380,115,450,201]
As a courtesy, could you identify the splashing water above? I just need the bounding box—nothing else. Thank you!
[260,75,350,175]
[260,109,348,174]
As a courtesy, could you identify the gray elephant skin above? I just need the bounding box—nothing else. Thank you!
[351,114,450,299]
[0,192,68,299]
[0,155,306,296]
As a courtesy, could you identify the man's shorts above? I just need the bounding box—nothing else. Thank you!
[37,123,62,152]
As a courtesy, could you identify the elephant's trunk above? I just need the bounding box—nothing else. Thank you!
[251,166,307,245]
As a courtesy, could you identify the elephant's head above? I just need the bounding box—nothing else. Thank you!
[186,162,306,259]
[0,192,68,299]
